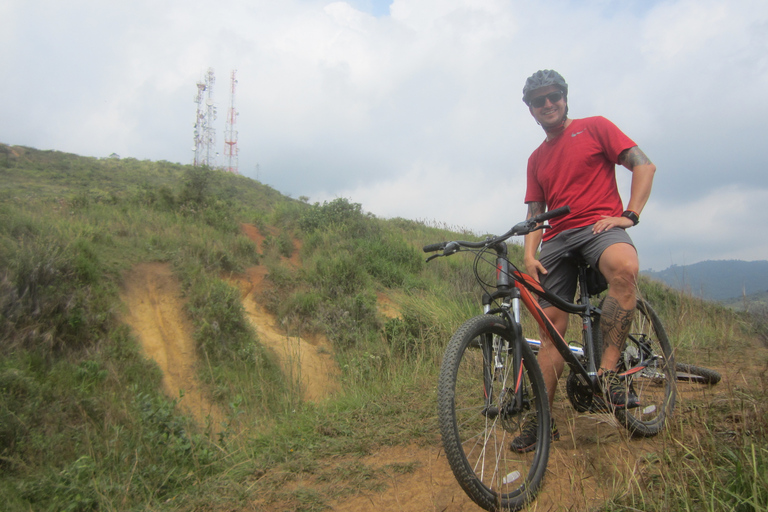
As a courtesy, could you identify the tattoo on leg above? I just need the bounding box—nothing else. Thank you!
[600,296,635,353]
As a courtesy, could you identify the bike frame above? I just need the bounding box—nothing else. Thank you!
[482,240,602,393]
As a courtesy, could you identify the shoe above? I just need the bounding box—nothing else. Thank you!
[509,417,559,454]
[601,370,640,409]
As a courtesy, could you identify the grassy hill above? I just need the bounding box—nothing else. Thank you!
[1,143,766,511]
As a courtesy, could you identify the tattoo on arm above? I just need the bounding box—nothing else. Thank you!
[527,201,546,219]
[619,146,653,169]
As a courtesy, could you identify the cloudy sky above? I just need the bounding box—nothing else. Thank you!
[3,0,768,271]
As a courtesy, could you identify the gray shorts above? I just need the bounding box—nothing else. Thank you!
[537,225,635,308]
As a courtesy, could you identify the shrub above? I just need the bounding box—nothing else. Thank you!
[187,276,252,361]
[0,234,111,352]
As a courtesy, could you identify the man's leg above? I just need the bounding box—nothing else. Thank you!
[537,306,569,407]
[596,242,639,372]
[510,305,567,452]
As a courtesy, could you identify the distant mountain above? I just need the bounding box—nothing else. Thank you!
[641,260,768,301]
[721,290,768,312]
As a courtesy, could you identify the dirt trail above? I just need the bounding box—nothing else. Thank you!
[120,262,226,430]
[231,266,341,402]
[121,226,342,427]
[327,412,659,512]
[119,226,744,511]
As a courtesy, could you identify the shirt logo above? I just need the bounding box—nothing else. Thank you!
[571,130,584,137]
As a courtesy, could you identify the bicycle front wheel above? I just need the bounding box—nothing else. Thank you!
[438,315,550,511]
[598,299,677,437]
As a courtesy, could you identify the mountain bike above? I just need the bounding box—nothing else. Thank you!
[425,206,678,511]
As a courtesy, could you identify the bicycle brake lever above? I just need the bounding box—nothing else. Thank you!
[443,241,460,256]
[425,241,460,262]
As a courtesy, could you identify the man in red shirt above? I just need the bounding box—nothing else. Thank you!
[511,70,657,453]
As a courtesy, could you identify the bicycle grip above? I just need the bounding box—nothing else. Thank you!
[536,205,571,223]
[423,242,446,253]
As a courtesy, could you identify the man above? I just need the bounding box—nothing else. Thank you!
[510,70,656,453]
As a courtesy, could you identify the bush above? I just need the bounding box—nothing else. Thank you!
[187,276,253,361]
[311,252,370,299]
[180,165,216,205]
[0,233,112,352]
[299,197,377,238]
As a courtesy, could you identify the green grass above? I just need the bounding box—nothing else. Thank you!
[1,142,767,511]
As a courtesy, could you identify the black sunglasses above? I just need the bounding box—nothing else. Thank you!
[529,91,564,108]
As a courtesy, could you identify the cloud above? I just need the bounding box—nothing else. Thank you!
[636,184,768,268]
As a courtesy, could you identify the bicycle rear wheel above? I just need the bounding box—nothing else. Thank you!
[675,363,721,384]
[438,315,550,511]
[597,299,676,437]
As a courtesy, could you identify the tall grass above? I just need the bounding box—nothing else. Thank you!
[602,379,768,511]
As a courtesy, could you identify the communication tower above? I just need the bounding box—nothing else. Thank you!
[223,70,239,174]
[192,68,217,167]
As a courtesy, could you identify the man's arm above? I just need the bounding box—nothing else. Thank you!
[524,201,547,281]
[593,146,656,233]
[619,146,656,217]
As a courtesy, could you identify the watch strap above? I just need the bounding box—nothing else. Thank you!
[621,210,640,226]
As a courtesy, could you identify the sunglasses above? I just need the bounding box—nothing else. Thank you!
[529,91,564,108]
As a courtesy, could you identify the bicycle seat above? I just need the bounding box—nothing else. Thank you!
[562,251,608,296]
[561,250,586,266]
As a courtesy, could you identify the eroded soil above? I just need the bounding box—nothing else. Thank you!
[120,225,753,511]
[121,262,226,430]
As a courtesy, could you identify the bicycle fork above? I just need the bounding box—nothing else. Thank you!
[481,248,528,419]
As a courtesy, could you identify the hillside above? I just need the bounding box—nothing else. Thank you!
[1,143,767,511]
[642,259,768,301]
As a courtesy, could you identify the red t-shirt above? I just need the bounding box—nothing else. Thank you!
[525,116,636,241]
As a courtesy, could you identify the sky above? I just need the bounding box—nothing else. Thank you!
[2,0,768,271]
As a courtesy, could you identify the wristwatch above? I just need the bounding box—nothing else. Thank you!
[621,210,640,226]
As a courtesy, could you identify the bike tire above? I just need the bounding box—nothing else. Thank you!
[438,315,550,511]
[595,299,677,438]
[675,363,721,384]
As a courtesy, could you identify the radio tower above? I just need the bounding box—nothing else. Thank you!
[223,70,239,174]
[192,68,217,167]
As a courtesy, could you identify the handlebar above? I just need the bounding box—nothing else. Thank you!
[531,205,570,224]
[423,206,571,257]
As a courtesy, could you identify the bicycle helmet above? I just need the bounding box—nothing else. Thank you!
[522,70,568,106]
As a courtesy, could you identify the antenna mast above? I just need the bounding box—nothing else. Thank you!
[224,70,239,174]
[192,68,217,167]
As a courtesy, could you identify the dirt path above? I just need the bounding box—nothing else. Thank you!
[120,226,342,430]
[326,411,660,512]
[120,262,226,430]
[232,266,341,402]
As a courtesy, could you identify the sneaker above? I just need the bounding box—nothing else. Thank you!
[601,370,640,409]
[509,417,559,454]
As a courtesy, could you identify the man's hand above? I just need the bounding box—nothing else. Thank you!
[524,258,548,282]
[592,215,634,234]
[523,201,548,281]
